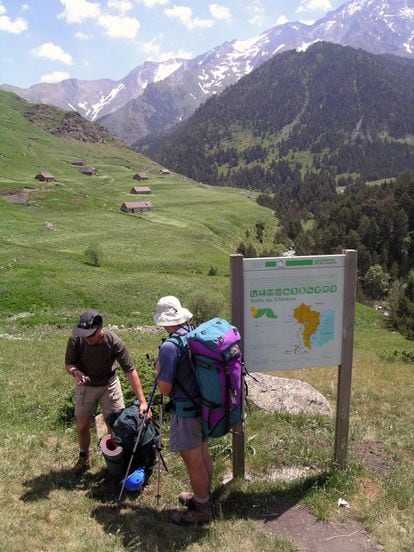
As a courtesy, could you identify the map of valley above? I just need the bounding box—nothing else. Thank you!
[293,303,320,349]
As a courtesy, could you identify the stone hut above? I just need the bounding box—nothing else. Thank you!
[120,201,153,214]
[130,186,152,194]
[79,166,97,175]
[133,172,149,181]
[35,172,55,182]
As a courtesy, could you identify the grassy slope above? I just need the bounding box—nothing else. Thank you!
[1,91,413,551]
[0,90,279,329]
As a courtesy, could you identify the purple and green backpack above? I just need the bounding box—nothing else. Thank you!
[168,317,244,438]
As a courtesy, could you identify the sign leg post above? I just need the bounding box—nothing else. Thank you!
[231,254,245,479]
[334,249,357,468]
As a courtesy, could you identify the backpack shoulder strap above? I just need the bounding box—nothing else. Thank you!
[165,333,187,351]
[164,333,200,409]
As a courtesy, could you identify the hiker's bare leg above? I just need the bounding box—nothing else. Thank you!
[201,441,213,487]
[76,415,92,452]
[180,445,210,498]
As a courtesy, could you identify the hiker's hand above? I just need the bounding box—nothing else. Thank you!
[154,359,160,373]
[74,370,90,385]
[139,401,152,418]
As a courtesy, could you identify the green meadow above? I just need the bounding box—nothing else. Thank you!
[0,90,278,329]
[0,90,413,551]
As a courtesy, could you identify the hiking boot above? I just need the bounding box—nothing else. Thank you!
[171,501,212,526]
[73,455,91,474]
[178,491,195,509]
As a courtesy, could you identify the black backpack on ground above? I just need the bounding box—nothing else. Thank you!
[106,403,159,484]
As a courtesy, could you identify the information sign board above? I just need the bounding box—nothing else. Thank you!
[243,255,345,372]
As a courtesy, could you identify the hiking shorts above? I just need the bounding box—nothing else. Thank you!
[169,413,208,452]
[74,377,124,418]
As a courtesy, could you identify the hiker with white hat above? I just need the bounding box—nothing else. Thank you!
[65,309,148,474]
[154,296,213,525]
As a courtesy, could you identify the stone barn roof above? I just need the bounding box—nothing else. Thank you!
[121,201,153,213]
[35,172,55,181]
[130,186,152,194]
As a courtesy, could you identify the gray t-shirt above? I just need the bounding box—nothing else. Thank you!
[65,328,135,386]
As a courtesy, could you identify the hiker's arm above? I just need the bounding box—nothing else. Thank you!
[126,370,148,414]
[156,340,177,396]
[157,379,172,396]
[65,337,89,384]
[65,364,90,385]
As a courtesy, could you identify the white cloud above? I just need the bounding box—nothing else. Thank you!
[164,5,214,29]
[59,0,139,39]
[246,0,266,27]
[98,14,140,37]
[276,15,289,25]
[32,43,74,65]
[107,0,133,13]
[21,4,30,12]
[75,31,94,39]
[300,19,315,25]
[0,14,28,33]
[58,0,101,24]
[141,35,192,60]
[41,71,71,83]
[209,3,231,22]
[140,0,169,7]
[296,0,332,14]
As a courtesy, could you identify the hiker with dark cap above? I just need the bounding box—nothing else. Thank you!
[154,296,213,525]
[65,309,148,473]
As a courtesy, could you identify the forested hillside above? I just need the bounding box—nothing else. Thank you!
[139,42,414,186]
[256,171,414,339]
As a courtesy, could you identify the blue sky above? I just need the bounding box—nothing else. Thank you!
[1,0,345,88]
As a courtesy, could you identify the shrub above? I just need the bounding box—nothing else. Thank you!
[187,291,225,324]
[84,245,102,267]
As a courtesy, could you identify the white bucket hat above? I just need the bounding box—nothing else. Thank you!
[153,296,193,327]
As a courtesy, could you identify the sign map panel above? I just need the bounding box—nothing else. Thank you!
[243,255,345,372]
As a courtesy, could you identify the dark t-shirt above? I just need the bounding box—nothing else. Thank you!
[158,327,199,403]
[65,328,135,386]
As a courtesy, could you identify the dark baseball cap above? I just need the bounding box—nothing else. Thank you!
[72,309,103,337]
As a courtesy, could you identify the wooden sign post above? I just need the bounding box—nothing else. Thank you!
[230,250,357,479]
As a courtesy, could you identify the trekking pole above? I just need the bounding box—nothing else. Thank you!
[117,377,158,503]
[156,393,164,506]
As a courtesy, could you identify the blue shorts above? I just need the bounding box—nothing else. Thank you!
[169,413,208,452]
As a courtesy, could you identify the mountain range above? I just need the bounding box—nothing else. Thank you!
[139,42,414,185]
[2,0,414,145]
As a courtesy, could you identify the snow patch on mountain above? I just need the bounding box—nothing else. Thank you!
[404,33,414,53]
[232,35,261,57]
[297,40,321,52]
[401,7,414,18]
[153,61,183,82]
[90,83,125,120]
[345,0,372,16]
[273,44,286,54]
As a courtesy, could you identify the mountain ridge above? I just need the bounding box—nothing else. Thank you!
[138,42,414,185]
[2,0,413,144]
